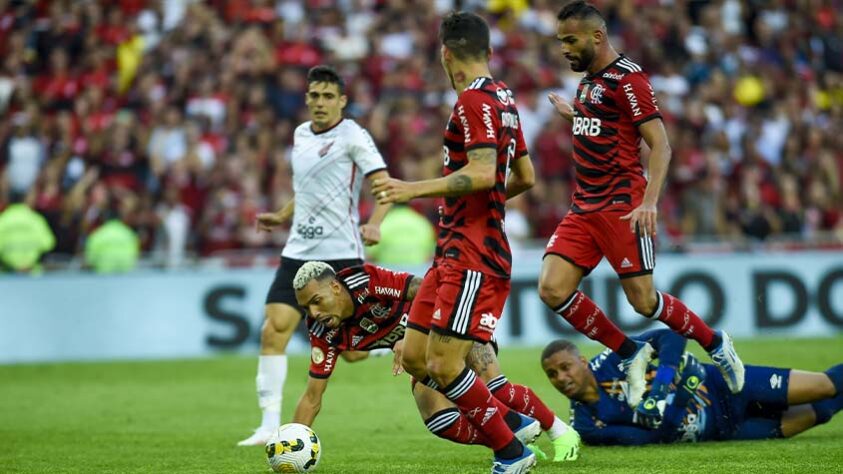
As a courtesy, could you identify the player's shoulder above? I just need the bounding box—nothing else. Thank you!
[459,78,514,106]
[604,56,650,84]
[337,264,371,290]
[294,121,313,137]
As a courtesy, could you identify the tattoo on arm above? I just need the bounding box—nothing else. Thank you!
[447,175,472,194]
[407,277,422,301]
[431,332,451,344]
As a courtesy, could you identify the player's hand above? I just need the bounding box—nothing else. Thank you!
[256,211,288,232]
[391,340,404,376]
[633,396,666,429]
[371,177,415,204]
[548,92,574,122]
[620,203,658,236]
[359,223,381,246]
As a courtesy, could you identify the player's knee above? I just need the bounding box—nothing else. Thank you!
[538,280,573,308]
[402,351,427,379]
[627,289,658,316]
[426,356,460,386]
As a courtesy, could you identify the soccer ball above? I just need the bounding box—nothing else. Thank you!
[265,423,322,473]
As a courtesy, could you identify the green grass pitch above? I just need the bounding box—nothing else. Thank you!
[2,337,842,473]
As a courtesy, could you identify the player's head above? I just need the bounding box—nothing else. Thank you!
[438,11,491,88]
[305,65,347,131]
[556,1,607,72]
[541,339,593,401]
[294,261,350,328]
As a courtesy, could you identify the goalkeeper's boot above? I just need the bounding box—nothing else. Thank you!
[620,341,654,407]
[491,444,536,474]
[708,331,745,393]
[513,413,542,445]
[237,426,274,446]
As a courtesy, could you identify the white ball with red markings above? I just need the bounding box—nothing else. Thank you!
[265,423,322,473]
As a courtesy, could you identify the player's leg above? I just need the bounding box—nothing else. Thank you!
[400,267,438,381]
[412,378,492,446]
[239,259,305,446]
[782,365,843,435]
[468,342,580,462]
[427,269,534,471]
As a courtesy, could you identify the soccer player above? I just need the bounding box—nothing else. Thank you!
[238,65,392,446]
[540,329,843,445]
[538,0,744,413]
[290,261,580,462]
[372,11,540,473]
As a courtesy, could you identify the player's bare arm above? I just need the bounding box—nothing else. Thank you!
[548,92,575,123]
[506,153,536,199]
[620,119,671,236]
[292,375,329,427]
[370,148,496,204]
[360,170,392,245]
[256,198,295,232]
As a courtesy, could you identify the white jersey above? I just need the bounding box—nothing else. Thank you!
[282,119,387,261]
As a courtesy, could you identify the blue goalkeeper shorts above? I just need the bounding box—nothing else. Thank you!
[723,365,791,440]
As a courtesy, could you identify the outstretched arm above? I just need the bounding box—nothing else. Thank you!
[292,376,329,427]
[371,148,497,203]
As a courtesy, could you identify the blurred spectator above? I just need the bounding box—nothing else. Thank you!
[0,193,55,274]
[84,213,140,274]
[0,0,839,270]
[367,204,436,266]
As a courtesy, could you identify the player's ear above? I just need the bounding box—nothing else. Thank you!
[592,26,605,46]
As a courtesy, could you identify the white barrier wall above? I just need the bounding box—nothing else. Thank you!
[1,250,841,363]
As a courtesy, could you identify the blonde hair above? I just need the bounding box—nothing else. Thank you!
[293,261,336,291]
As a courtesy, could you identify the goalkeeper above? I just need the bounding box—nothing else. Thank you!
[539,329,843,445]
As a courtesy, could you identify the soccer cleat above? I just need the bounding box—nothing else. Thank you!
[550,428,581,461]
[708,331,745,393]
[513,413,542,445]
[620,341,654,407]
[236,426,275,446]
[491,445,536,474]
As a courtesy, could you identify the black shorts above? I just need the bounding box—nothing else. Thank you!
[265,256,363,309]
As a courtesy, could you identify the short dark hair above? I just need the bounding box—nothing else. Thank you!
[541,339,580,362]
[306,65,345,94]
[439,11,490,60]
[557,1,605,23]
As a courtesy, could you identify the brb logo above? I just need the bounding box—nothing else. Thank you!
[572,116,602,137]
[479,312,498,332]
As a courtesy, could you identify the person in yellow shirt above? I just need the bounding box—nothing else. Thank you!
[0,194,56,274]
[366,204,435,266]
[84,216,140,274]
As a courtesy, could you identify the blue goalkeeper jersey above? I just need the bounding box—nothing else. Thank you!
[571,329,726,444]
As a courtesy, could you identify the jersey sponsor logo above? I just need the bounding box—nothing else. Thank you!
[603,71,625,81]
[323,348,336,373]
[457,105,471,143]
[572,116,602,136]
[359,317,378,333]
[378,324,405,347]
[482,103,495,139]
[356,288,370,304]
[623,83,642,117]
[318,140,334,157]
[311,347,325,364]
[501,111,519,129]
[297,216,323,239]
[375,286,401,298]
[770,373,783,389]
[589,84,605,104]
[479,312,498,332]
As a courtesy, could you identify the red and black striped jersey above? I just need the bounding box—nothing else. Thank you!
[307,264,412,379]
[438,77,529,278]
[569,55,662,213]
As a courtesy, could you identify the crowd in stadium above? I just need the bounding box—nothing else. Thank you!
[0,0,841,267]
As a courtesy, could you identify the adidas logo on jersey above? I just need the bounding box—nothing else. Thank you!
[621,257,633,268]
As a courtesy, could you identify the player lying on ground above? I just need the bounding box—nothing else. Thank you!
[540,329,843,445]
[290,261,580,461]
